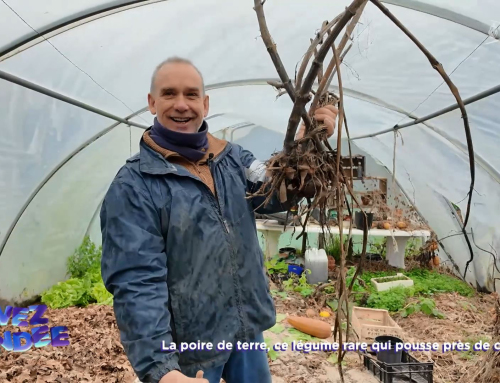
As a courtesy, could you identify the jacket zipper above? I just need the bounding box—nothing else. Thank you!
[208,153,230,234]
[208,153,246,337]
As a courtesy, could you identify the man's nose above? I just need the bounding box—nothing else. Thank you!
[174,96,189,112]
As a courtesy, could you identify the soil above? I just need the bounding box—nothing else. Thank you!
[393,292,497,382]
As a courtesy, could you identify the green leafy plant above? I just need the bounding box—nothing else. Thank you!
[67,236,102,278]
[269,323,285,334]
[264,337,279,361]
[369,238,387,258]
[345,267,368,297]
[41,237,113,308]
[287,328,321,342]
[265,258,289,275]
[406,269,475,297]
[270,290,288,299]
[459,336,491,360]
[405,238,421,258]
[400,297,445,319]
[324,285,335,294]
[41,278,93,309]
[366,286,414,312]
[325,236,349,262]
[283,270,315,297]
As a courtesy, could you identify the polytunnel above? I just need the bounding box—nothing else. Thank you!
[0,0,499,306]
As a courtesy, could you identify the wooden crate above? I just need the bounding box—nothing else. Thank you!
[351,307,403,342]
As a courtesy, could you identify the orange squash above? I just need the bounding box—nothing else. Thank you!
[433,255,440,266]
[287,316,331,339]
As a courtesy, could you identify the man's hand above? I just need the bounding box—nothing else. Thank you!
[159,370,208,383]
[295,105,339,140]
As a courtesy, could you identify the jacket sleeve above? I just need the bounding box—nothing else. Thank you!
[237,146,301,214]
[100,179,180,383]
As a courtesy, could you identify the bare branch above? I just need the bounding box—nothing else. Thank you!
[369,0,476,277]
[253,0,295,100]
[253,0,314,133]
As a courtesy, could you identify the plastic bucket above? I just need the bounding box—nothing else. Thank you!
[375,335,403,364]
[355,211,373,230]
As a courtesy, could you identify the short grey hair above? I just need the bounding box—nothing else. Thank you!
[150,56,205,94]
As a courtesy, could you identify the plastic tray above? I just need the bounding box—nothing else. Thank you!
[363,351,434,383]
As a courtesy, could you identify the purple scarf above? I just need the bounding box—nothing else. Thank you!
[149,117,209,162]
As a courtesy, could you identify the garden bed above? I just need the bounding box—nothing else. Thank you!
[1,238,491,383]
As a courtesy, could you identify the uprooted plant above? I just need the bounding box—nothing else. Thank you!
[251,0,474,380]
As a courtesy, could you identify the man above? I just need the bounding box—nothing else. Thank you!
[100,57,338,383]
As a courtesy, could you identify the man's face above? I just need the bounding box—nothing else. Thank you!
[148,62,209,133]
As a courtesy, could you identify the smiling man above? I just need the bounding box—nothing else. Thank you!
[100,57,338,383]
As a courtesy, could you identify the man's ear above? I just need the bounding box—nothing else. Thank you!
[203,94,210,117]
[147,93,156,115]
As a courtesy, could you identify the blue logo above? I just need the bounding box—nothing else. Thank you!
[0,304,69,352]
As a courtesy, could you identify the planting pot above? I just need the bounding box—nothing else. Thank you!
[375,335,404,364]
[355,211,374,231]
[279,247,296,259]
[371,273,414,292]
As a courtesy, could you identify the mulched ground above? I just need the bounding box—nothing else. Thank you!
[394,292,496,383]
[0,305,136,382]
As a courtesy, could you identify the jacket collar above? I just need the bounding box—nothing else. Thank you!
[137,127,232,175]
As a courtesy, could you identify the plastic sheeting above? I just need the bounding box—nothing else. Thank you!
[0,0,499,302]
[0,80,115,250]
[0,124,142,303]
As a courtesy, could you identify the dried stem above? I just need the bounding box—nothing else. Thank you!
[284,0,367,154]
[310,0,367,113]
[295,16,343,89]
[253,0,314,132]
[313,40,324,84]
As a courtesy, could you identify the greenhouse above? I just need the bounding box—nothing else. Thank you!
[1,0,500,382]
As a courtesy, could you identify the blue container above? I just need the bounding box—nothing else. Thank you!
[288,264,304,275]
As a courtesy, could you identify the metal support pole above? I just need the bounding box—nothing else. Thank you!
[0,70,149,129]
[351,84,500,141]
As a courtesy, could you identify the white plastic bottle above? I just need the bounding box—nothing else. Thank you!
[304,248,329,284]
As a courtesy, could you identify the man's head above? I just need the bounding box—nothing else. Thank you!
[148,57,209,133]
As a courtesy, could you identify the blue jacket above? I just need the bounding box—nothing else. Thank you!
[100,132,293,382]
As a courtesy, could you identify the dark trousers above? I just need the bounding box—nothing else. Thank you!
[203,332,272,383]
